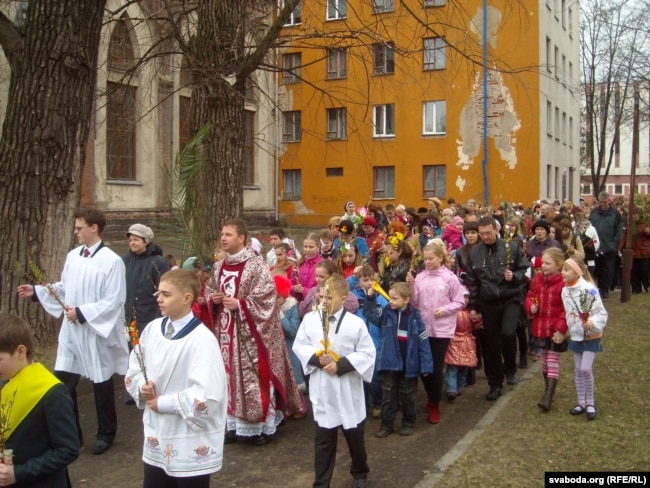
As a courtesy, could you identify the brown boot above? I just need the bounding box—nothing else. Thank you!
[538,378,558,411]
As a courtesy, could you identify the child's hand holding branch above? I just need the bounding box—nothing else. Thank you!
[141,380,159,411]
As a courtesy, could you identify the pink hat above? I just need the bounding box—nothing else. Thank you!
[452,216,464,226]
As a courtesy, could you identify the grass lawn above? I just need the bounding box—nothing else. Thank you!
[435,292,650,486]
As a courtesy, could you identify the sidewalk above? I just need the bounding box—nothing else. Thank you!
[68,368,520,487]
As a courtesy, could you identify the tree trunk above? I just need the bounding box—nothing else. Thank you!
[189,0,247,254]
[0,1,106,345]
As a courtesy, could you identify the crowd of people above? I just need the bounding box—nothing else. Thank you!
[2,190,648,487]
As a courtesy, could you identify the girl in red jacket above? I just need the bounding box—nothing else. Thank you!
[525,248,568,411]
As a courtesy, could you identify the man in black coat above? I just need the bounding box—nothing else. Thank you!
[464,217,530,401]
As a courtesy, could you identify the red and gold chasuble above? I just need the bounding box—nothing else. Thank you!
[217,258,275,419]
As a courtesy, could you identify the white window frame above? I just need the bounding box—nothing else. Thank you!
[373,166,395,198]
[373,0,394,14]
[423,37,446,71]
[327,48,347,79]
[327,108,347,139]
[373,42,395,75]
[373,104,395,137]
[424,0,446,6]
[423,100,446,135]
[283,111,301,142]
[327,0,347,20]
[283,170,302,200]
[282,53,301,84]
[547,101,553,135]
[423,165,446,198]
[282,0,302,26]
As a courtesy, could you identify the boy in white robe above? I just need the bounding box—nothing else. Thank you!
[17,208,128,455]
[293,274,375,488]
[125,269,227,488]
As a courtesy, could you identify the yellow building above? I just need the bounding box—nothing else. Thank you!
[277,0,580,226]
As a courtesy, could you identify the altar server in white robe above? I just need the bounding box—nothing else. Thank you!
[125,269,227,488]
[293,274,375,488]
[18,208,128,455]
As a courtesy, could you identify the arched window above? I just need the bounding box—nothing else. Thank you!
[106,15,137,180]
[179,56,193,151]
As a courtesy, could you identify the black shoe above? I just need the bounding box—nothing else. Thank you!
[224,430,237,444]
[586,405,597,420]
[398,425,414,436]
[486,387,502,401]
[519,355,528,369]
[600,290,609,299]
[374,426,394,438]
[569,405,586,415]
[125,396,136,406]
[250,434,271,446]
[91,439,112,455]
[506,374,518,385]
[352,479,368,488]
[447,392,457,402]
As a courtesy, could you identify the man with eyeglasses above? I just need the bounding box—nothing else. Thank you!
[464,216,531,401]
[18,208,127,455]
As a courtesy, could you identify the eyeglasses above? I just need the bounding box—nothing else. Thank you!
[74,226,90,232]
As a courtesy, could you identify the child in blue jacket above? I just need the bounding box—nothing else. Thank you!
[364,282,433,437]
[348,264,388,418]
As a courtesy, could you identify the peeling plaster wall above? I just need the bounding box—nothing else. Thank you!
[456,6,521,196]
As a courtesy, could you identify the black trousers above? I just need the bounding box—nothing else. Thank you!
[55,370,117,443]
[594,251,617,294]
[422,337,451,404]
[143,464,211,488]
[479,299,519,388]
[381,372,416,428]
[632,257,650,293]
[313,421,369,488]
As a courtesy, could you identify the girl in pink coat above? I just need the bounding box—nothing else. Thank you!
[411,238,465,424]
[293,232,322,301]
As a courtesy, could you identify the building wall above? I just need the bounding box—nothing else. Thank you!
[22,0,278,232]
[580,85,650,204]
[539,0,581,203]
[277,0,580,226]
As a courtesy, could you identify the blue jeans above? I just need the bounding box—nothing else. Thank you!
[445,365,468,394]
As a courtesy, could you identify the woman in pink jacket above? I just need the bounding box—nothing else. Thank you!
[411,238,465,425]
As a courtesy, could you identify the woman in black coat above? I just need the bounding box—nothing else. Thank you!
[122,224,170,334]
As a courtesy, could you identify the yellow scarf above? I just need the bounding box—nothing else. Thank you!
[1,362,61,440]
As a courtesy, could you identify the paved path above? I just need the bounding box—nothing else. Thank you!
[68,363,539,488]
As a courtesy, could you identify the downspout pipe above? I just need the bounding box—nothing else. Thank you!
[481,0,489,204]
[274,6,280,224]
